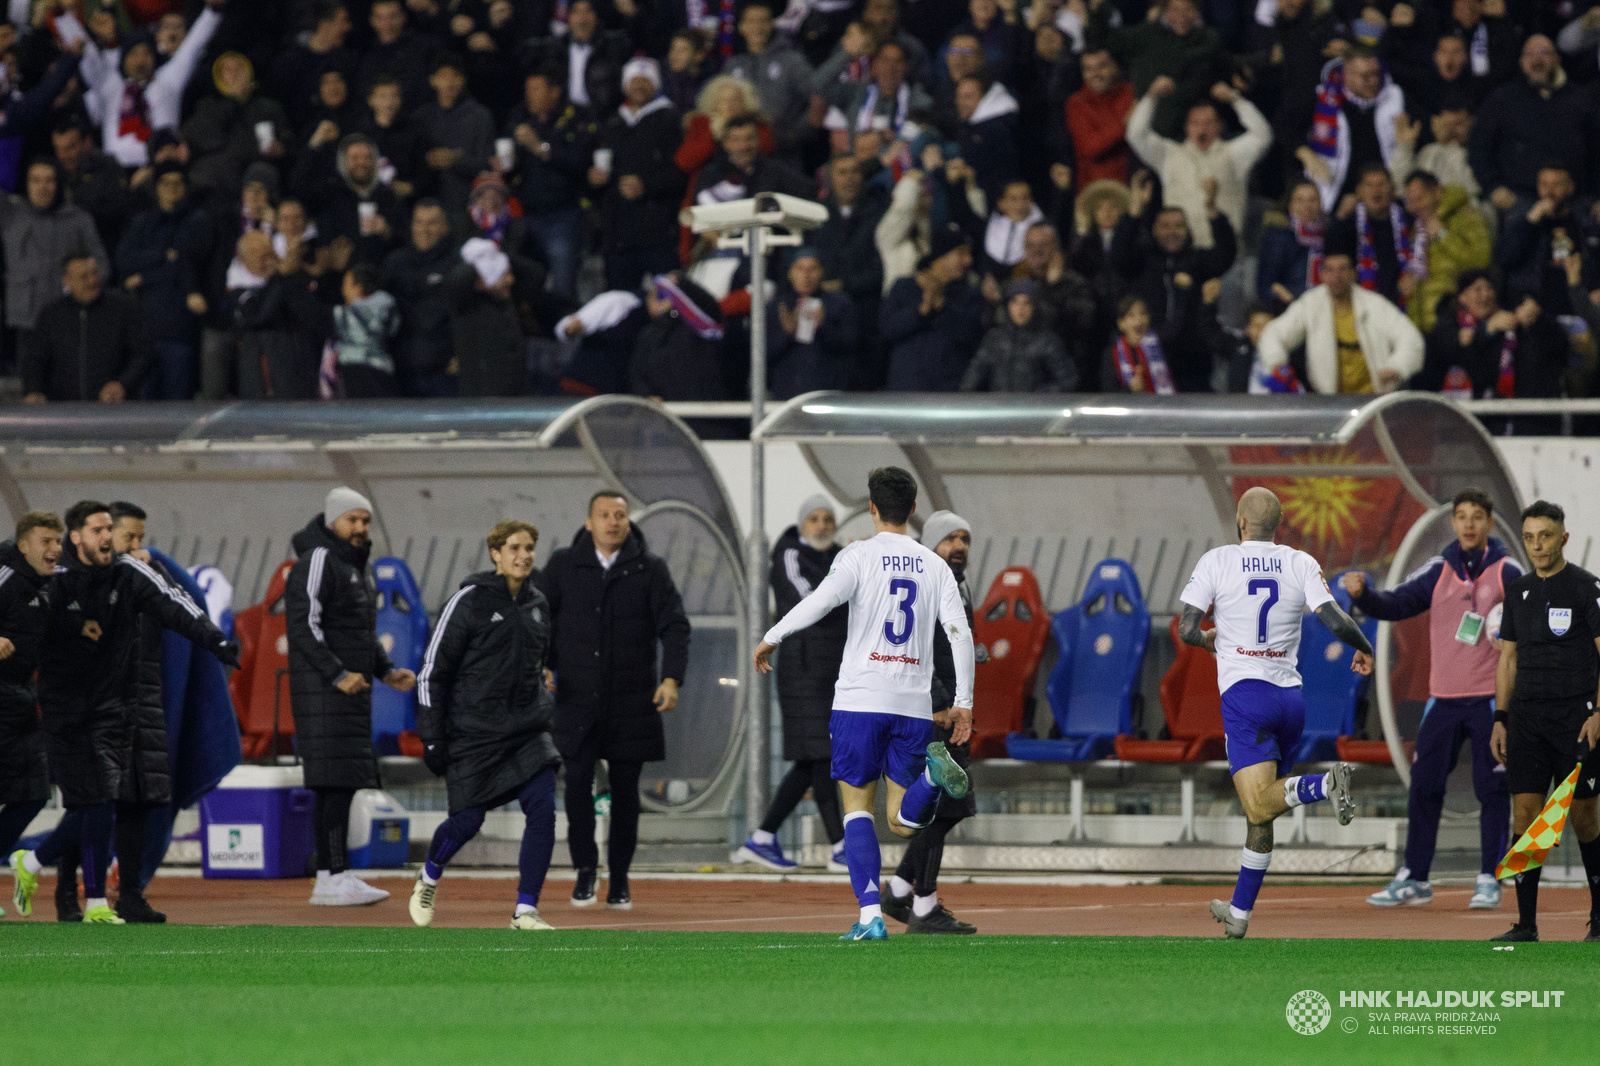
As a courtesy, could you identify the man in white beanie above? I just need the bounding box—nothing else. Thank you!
[882,508,979,934]
[284,487,416,907]
[735,495,849,872]
[590,54,683,292]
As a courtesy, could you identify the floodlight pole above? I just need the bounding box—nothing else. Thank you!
[719,222,800,837]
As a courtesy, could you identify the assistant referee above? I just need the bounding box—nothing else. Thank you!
[1490,500,1600,943]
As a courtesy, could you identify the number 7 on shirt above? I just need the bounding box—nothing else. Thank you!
[1247,578,1278,645]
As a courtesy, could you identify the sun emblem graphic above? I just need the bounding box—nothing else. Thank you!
[1270,448,1374,548]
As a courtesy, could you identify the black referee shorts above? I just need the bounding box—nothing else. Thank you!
[1505,700,1600,800]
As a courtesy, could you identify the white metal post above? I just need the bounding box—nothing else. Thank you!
[746,225,770,836]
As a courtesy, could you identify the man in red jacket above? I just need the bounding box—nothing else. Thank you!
[1065,50,1134,191]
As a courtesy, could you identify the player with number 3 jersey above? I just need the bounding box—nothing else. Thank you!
[754,467,975,942]
[1177,487,1375,938]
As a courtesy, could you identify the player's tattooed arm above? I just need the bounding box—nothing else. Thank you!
[1314,602,1374,657]
[1245,820,1273,854]
[1177,604,1215,653]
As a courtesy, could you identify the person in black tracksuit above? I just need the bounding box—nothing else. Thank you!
[734,496,847,870]
[539,492,690,909]
[0,514,63,906]
[1490,500,1600,943]
[883,509,979,934]
[411,520,563,929]
[15,501,236,925]
[284,488,417,905]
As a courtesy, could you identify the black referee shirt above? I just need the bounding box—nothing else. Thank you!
[1501,562,1600,705]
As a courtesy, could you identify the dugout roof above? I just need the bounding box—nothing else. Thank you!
[0,397,746,814]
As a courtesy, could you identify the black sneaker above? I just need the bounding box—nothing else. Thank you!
[906,904,976,935]
[571,867,597,907]
[606,877,631,910]
[881,892,913,924]
[1490,923,1538,942]
[55,882,82,923]
[115,893,167,924]
[1585,918,1600,943]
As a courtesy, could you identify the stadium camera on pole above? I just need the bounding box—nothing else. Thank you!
[684,193,828,838]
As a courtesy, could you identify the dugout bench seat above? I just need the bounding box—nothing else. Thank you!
[231,560,296,759]
[972,567,1051,759]
[1113,616,1226,763]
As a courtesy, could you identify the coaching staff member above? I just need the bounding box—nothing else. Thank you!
[12,501,237,925]
[541,491,689,910]
[1490,500,1600,943]
[285,487,416,908]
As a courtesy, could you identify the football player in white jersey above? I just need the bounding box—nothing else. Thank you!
[1178,487,1374,938]
[754,467,975,941]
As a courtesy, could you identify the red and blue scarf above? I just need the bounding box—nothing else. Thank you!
[1290,213,1324,290]
[1455,306,1516,398]
[1307,63,1344,164]
[654,275,723,339]
[1355,201,1413,297]
[1113,332,1174,395]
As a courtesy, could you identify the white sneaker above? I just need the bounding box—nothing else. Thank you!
[1469,874,1503,910]
[827,845,848,874]
[1367,875,1431,906]
[310,870,390,906]
[510,908,553,930]
[409,876,437,927]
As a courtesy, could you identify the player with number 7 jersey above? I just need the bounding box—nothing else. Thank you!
[1176,487,1375,939]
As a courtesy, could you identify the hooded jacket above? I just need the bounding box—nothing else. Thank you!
[1408,186,1493,332]
[0,543,52,804]
[960,311,1077,393]
[417,570,561,813]
[769,526,844,762]
[283,516,394,791]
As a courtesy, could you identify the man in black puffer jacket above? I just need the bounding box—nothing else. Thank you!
[540,491,690,909]
[0,513,63,907]
[735,496,847,871]
[285,487,417,908]
[12,501,237,926]
[410,520,562,931]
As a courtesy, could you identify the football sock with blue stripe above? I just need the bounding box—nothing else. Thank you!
[1229,847,1272,920]
[1283,772,1330,808]
[843,811,881,922]
[898,767,939,830]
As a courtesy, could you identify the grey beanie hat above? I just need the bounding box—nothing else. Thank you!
[921,509,971,549]
[796,493,836,528]
[324,486,373,524]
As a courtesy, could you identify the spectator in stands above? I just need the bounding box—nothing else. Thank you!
[267,1,353,128]
[592,58,684,291]
[1403,169,1491,332]
[977,180,1043,279]
[857,0,933,87]
[0,36,83,198]
[631,272,727,400]
[812,153,888,315]
[1389,106,1485,224]
[358,0,437,114]
[22,252,150,404]
[1247,0,1340,172]
[80,0,223,168]
[1420,270,1566,425]
[1101,274,1224,393]
[1257,251,1425,394]
[300,65,361,158]
[1257,180,1325,308]
[523,0,630,119]
[675,75,774,258]
[876,158,987,293]
[414,53,495,216]
[1013,222,1097,383]
[229,232,331,400]
[1086,0,1226,141]
[953,74,1020,206]
[1,159,110,341]
[721,1,813,160]
[361,76,423,201]
[961,278,1076,392]
[1471,35,1591,216]
[382,200,459,398]
[821,41,931,148]
[116,162,208,400]
[1298,51,1406,212]
[504,70,597,300]
[1326,164,1418,307]
[881,223,986,390]
[447,238,533,398]
[50,115,129,252]
[663,30,712,112]
[330,263,399,398]
[932,31,985,129]
[540,491,691,910]
[1389,27,1487,123]
[182,51,291,201]
[1118,199,1236,393]
[1496,163,1599,316]
[693,114,812,205]
[1065,49,1134,191]
[1127,79,1271,250]
[298,134,404,268]
[1068,175,1140,339]
[766,248,859,399]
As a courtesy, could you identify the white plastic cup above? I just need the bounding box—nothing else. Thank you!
[592,147,613,176]
[495,137,515,169]
[254,121,274,152]
[796,297,823,343]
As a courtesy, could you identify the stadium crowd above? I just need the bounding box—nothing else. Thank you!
[1,0,1599,406]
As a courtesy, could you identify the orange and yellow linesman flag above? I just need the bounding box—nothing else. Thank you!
[1495,767,1580,880]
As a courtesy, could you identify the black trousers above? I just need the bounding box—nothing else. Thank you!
[314,788,355,874]
[760,758,845,844]
[563,729,642,880]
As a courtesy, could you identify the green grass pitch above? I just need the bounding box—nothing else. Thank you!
[0,926,1591,1065]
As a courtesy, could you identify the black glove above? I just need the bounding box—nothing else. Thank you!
[215,638,242,670]
[423,741,449,777]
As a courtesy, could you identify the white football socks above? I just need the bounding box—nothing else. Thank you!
[912,893,938,918]
[860,904,882,923]
[750,829,776,846]
[87,896,107,911]
[888,875,914,899]
[514,903,537,917]
[21,851,41,876]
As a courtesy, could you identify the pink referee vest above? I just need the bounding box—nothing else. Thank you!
[1428,557,1509,698]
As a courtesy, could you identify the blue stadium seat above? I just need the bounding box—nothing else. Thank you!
[1291,570,1377,763]
[371,557,430,756]
[1007,559,1150,761]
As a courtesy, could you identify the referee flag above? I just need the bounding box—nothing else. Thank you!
[1495,767,1580,880]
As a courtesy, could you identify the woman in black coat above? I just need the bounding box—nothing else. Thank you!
[284,490,416,903]
[735,497,847,871]
[412,520,562,930]
[539,495,690,907]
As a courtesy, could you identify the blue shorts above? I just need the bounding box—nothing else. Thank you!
[1220,679,1306,777]
[829,710,932,788]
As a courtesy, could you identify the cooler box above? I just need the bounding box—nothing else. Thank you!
[347,789,410,869]
[199,765,315,879]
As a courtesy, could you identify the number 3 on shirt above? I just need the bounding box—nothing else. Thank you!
[885,578,917,646]
[1247,578,1278,644]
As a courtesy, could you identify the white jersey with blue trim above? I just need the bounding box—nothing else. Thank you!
[762,530,974,718]
[1179,540,1336,692]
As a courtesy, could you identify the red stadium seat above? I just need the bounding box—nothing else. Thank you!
[1113,617,1226,762]
[1335,737,1416,764]
[235,561,295,758]
[971,567,1050,759]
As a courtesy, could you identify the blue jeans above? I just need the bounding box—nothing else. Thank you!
[524,206,583,299]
